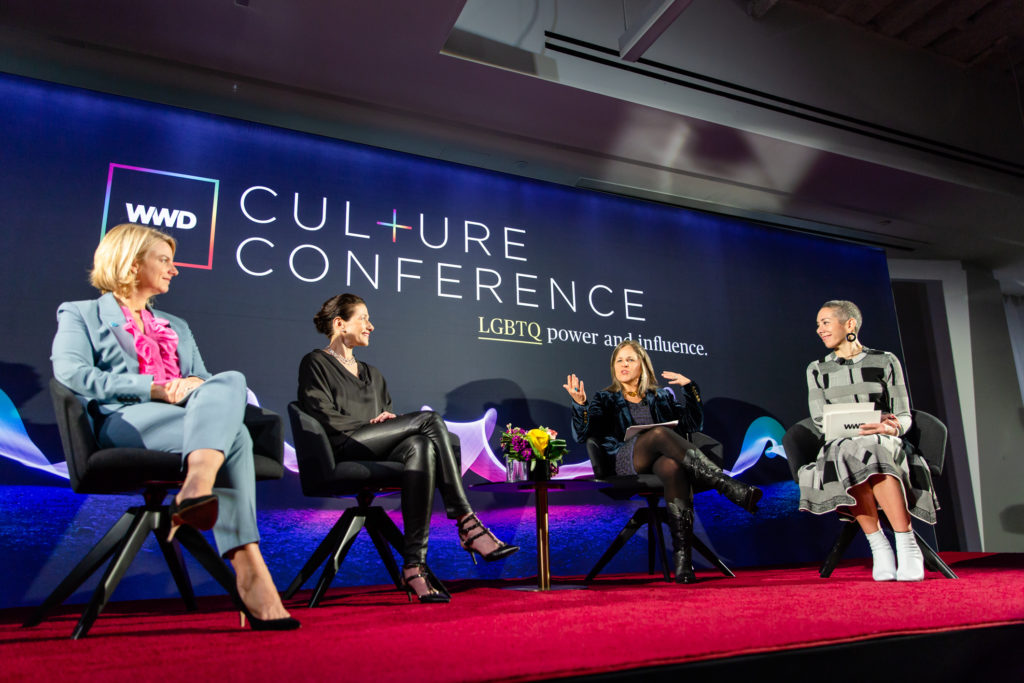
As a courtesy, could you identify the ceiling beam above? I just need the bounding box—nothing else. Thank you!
[618,0,693,62]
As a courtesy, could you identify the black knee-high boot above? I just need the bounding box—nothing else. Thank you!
[397,437,436,566]
[682,449,762,513]
[665,498,696,584]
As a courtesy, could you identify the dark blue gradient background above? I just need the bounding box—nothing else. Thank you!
[0,74,901,608]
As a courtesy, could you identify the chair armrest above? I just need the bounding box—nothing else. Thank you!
[49,378,99,491]
[585,438,614,479]
[689,432,723,468]
[243,404,284,465]
[907,410,947,477]
[244,404,285,480]
[287,402,339,494]
[782,418,823,483]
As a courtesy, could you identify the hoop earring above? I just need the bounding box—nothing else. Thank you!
[846,332,857,343]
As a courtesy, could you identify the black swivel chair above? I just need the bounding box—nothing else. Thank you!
[783,409,957,579]
[584,433,735,583]
[282,402,415,607]
[25,378,286,639]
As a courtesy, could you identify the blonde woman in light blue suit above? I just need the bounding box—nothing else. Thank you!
[51,223,297,631]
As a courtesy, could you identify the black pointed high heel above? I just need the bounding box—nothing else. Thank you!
[457,513,520,565]
[167,494,218,542]
[401,563,451,604]
[238,602,301,631]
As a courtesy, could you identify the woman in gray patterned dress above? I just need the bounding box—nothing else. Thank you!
[798,300,939,581]
[565,340,761,584]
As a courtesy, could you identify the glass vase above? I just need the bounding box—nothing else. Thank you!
[505,458,527,482]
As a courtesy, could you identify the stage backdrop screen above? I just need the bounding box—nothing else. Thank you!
[0,73,905,607]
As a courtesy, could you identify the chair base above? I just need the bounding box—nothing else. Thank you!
[820,521,958,579]
[584,495,734,583]
[22,488,238,639]
[283,491,408,607]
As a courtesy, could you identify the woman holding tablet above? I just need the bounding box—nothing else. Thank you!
[798,300,939,581]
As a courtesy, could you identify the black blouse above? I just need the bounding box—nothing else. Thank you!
[297,349,392,451]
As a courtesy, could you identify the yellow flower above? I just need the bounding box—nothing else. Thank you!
[527,428,550,457]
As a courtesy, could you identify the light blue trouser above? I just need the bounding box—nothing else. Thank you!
[97,371,259,555]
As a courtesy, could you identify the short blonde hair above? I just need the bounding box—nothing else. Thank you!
[822,299,863,334]
[90,223,176,297]
[605,339,658,395]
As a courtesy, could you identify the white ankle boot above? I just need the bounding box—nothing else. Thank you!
[865,529,896,581]
[895,530,925,581]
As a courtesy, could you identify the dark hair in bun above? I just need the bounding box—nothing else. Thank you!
[313,293,366,339]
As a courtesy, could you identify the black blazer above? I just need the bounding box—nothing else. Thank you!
[570,384,703,464]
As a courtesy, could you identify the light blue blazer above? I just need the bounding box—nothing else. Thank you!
[51,292,211,417]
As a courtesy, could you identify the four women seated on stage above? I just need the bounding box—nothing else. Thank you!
[51,224,941,611]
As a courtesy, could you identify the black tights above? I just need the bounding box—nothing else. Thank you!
[631,426,697,505]
[341,411,472,565]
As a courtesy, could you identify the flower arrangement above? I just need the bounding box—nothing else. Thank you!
[499,424,567,481]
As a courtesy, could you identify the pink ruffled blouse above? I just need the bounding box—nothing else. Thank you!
[120,306,182,384]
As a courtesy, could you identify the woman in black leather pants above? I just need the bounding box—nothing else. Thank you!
[297,293,518,602]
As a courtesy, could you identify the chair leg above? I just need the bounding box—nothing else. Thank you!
[22,509,138,628]
[375,506,406,553]
[915,530,959,579]
[691,536,735,578]
[584,509,646,582]
[648,507,672,582]
[171,525,240,598]
[309,514,367,607]
[820,523,860,578]
[647,516,656,575]
[283,509,361,599]
[364,508,403,590]
[155,529,197,612]
[71,509,159,639]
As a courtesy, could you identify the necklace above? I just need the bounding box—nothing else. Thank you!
[325,347,357,366]
[625,390,638,397]
[837,344,863,360]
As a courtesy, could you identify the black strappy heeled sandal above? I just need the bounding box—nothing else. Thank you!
[456,513,520,565]
[401,563,451,604]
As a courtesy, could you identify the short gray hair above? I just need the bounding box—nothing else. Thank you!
[822,300,862,333]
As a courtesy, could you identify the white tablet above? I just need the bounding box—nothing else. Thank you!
[822,403,881,441]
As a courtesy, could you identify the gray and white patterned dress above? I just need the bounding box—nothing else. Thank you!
[797,348,939,524]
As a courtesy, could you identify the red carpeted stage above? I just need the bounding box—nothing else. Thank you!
[3,553,1022,682]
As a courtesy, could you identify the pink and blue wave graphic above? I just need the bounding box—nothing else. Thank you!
[0,387,596,482]
[726,416,788,477]
[1,386,787,483]
[0,387,68,478]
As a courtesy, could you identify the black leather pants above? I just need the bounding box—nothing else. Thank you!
[343,411,472,564]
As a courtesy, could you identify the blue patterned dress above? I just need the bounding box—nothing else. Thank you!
[614,402,654,476]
